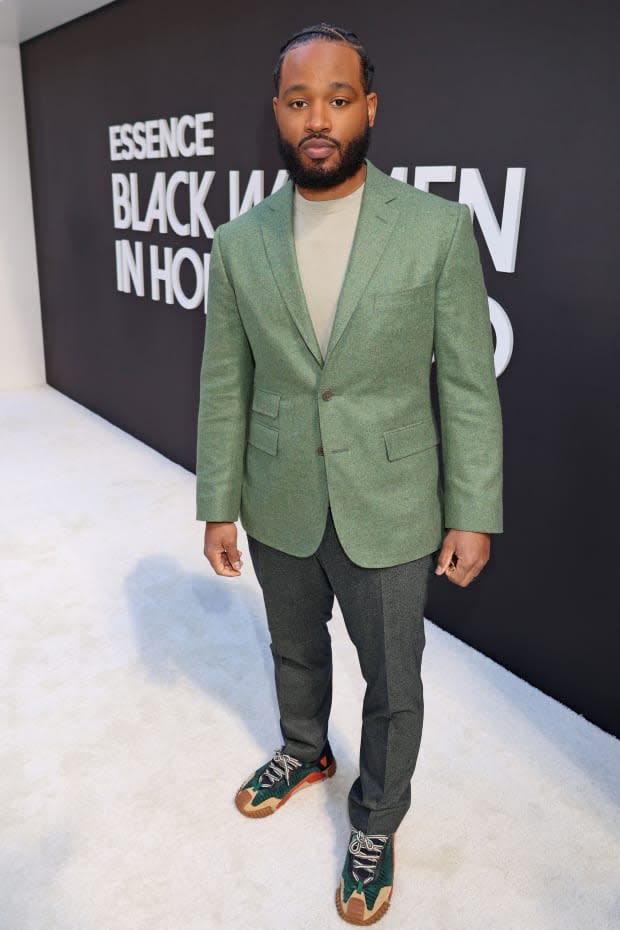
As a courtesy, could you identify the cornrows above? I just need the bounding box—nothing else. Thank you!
[272,22,375,95]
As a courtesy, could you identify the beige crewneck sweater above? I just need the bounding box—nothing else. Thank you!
[293,181,365,361]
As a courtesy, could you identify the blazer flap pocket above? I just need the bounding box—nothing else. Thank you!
[251,387,280,418]
[248,418,279,455]
[374,281,435,311]
[384,418,440,461]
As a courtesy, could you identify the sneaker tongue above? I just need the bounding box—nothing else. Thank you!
[258,751,301,787]
[348,831,388,885]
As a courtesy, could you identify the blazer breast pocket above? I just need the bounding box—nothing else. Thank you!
[247,416,279,456]
[374,280,435,312]
[384,417,440,461]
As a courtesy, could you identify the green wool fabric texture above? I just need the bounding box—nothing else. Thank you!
[196,159,503,568]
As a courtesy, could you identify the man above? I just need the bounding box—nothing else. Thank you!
[196,22,503,926]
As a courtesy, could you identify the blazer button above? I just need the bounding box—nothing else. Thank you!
[317,445,324,455]
[322,389,333,401]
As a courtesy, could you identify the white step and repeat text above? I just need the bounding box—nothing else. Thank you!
[109,111,523,374]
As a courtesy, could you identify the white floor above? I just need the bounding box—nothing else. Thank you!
[1,385,619,930]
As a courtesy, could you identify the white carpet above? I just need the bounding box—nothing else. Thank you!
[1,385,618,930]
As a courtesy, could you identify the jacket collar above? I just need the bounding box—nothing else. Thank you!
[259,159,400,367]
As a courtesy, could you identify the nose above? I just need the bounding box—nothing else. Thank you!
[304,101,331,134]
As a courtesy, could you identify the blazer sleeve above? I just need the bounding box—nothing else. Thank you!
[433,203,504,533]
[195,225,254,522]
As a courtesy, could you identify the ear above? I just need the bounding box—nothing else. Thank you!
[272,96,279,120]
[367,92,378,128]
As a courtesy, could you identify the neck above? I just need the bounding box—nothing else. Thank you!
[296,162,367,202]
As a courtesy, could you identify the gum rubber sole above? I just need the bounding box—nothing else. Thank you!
[335,887,391,925]
[335,835,395,925]
[235,758,337,818]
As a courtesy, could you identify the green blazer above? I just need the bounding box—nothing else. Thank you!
[196,159,503,568]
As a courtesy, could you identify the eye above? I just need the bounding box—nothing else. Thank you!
[332,98,348,107]
[290,100,308,109]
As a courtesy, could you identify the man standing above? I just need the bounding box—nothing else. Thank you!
[196,22,503,926]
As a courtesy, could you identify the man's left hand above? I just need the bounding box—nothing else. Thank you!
[435,529,491,587]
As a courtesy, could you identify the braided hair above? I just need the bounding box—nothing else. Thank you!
[273,23,375,95]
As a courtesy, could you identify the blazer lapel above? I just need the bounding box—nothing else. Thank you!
[258,158,400,368]
[323,160,399,365]
[260,181,324,366]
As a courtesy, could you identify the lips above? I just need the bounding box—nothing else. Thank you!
[301,140,336,159]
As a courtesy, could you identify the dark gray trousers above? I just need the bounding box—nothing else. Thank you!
[246,505,435,835]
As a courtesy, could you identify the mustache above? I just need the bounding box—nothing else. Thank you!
[298,133,341,149]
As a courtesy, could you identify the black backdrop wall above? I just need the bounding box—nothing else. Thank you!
[21,0,620,737]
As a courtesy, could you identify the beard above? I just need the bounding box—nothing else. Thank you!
[276,121,372,190]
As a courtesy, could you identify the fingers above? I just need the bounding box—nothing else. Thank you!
[216,544,243,576]
[203,523,244,577]
[446,559,484,587]
[435,530,489,587]
[435,539,456,576]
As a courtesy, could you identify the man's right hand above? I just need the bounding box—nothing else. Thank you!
[204,521,243,576]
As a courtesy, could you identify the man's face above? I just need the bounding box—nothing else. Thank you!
[272,39,377,190]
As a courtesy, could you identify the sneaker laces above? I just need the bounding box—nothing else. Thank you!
[258,750,303,788]
[348,830,389,885]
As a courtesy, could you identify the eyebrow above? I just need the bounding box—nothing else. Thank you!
[282,81,359,97]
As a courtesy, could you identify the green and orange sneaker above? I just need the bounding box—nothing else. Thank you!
[335,828,395,925]
[234,742,337,818]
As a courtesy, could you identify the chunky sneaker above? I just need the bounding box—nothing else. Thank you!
[234,742,337,818]
[335,828,395,925]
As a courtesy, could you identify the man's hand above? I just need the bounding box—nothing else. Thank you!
[204,521,244,576]
[435,529,490,587]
